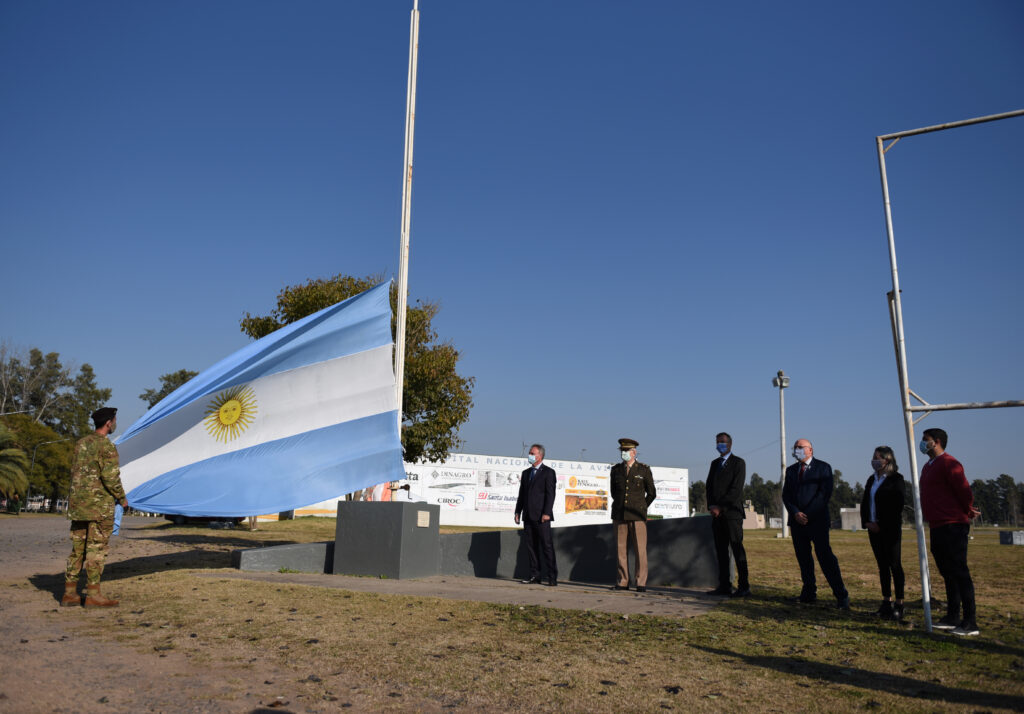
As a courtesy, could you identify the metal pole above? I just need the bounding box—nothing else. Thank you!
[394,0,421,431]
[877,137,933,632]
[779,374,788,539]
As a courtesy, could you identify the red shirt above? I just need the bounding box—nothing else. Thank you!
[920,452,973,527]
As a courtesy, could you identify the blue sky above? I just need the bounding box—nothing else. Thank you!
[2,1,1021,487]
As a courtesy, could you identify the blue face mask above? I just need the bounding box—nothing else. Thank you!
[919,440,931,455]
[793,447,806,461]
[716,443,729,455]
[527,453,537,465]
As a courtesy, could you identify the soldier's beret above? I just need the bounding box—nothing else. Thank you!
[91,407,117,428]
[618,438,639,450]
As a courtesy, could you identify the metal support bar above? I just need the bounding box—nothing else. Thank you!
[907,400,1024,412]
[876,107,1024,633]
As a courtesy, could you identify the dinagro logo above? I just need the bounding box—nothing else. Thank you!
[437,494,465,508]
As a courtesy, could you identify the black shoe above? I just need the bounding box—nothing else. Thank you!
[613,584,628,591]
[837,595,851,611]
[877,600,894,619]
[952,620,979,637]
[520,577,541,584]
[636,586,646,593]
[933,614,959,630]
[789,594,816,604]
[730,587,751,598]
[892,602,905,620]
[545,579,557,587]
[706,586,732,596]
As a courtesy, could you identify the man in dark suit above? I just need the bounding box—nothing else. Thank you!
[782,438,850,609]
[514,443,557,586]
[705,432,750,597]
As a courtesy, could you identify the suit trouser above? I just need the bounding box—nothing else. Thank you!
[615,520,648,587]
[791,523,848,600]
[711,515,748,589]
[929,523,975,622]
[523,519,557,581]
[868,527,905,600]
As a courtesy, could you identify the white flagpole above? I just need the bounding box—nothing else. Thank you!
[395,0,420,434]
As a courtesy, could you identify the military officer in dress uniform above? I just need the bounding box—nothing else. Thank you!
[609,438,657,592]
[63,406,128,608]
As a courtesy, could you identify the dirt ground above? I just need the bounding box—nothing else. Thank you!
[0,514,715,713]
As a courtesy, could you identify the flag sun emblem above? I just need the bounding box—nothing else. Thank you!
[203,385,258,442]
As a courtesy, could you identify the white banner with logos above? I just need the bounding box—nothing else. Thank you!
[289,452,688,528]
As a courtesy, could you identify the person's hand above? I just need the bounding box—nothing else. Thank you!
[709,506,721,518]
[969,507,981,521]
[541,514,551,522]
[120,498,128,508]
[866,521,880,534]
[795,512,809,526]
[514,514,520,525]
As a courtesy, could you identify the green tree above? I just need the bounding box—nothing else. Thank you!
[970,479,997,525]
[689,480,707,514]
[0,423,29,499]
[829,469,856,525]
[240,274,474,463]
[0,414,74,509]
[140,369,199,408]
[0,345,111,436]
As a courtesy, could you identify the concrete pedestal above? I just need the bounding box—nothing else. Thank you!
[333,501,440,579]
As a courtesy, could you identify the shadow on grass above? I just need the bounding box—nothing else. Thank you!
[692,642,1024,710]
[716,588,1024,658]
[28,548,242,604]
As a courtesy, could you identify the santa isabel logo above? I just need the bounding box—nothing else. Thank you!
[203,385,258,442]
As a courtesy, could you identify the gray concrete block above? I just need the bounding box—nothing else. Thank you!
[439,516,720,588]
[333,501,440,579]
[231,541,334,574]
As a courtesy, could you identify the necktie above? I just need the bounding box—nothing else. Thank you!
[530,468,537,482]
[799,463,807,483]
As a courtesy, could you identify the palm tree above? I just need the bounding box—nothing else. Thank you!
[0,424,29,500]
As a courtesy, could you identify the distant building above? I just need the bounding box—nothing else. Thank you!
[742,500,765,529]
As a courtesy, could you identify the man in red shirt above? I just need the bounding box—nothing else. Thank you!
[919,428,981,636]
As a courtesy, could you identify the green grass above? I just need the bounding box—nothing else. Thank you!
[61,525,1024,712]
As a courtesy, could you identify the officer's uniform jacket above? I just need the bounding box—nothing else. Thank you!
[610,460,657,521]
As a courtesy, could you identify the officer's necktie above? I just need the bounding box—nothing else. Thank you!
[799,463,807,483]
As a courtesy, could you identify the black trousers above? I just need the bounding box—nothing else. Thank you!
[868,527,905,599]
[523,519,557,581]
[711,515,748,589]
[791,523,848,600]
[929,523,975,622]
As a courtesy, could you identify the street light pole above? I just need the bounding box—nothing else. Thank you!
[772,370,790,538]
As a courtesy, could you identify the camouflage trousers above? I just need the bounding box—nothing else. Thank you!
[66,518,113,586]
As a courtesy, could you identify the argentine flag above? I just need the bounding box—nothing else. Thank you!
[117,282,404,517]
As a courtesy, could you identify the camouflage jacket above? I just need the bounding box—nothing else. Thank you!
[68,433,126,521]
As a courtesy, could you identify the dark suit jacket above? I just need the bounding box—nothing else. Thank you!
[706,454,746,520]
[860,472,905,530]
[515,463,556,522]
[782,457,833,528]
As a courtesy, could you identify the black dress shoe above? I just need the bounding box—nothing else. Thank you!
[837,595,851,611]
[730,587,751,598]
[636,586,646,592]
[706,586,732,596]
[545,579,557,587]
[789,594,816,604]
[520,577,541,584]
[613,585,628,591]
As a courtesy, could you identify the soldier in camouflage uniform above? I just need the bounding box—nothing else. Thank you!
[63,407,128,607]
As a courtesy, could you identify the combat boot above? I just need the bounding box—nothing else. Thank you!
[60,582,81,607]
[83,585,119,608]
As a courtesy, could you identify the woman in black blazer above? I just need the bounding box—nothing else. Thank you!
[860,445,906,620]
